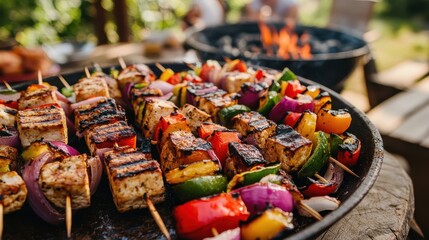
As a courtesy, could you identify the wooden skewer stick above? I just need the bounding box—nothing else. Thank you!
[298,202,322,221]
[118,57,127,70]
[3,81,13,91]
[84,67,91,78]
[38,70,43,85]
[223,56,231,63]
[211,227,219,236]
[329,157,359,178]
[314,173,329,184]
[66,195,72,238]
[183,61,196,71]
[145,196,171,240]
[58,75,72,89]
[0,203,3,239]
[155,63,166,72]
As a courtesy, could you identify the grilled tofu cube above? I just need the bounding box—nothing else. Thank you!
[39,154,90,209]
[137,99,177,138]
[225,142,266,178]
[74,98,126,134]
[85,121,136,155]
[104,147,165,212]
[264,125,313,172]
[0,171,27,214]
[160,131,213,172]
[223,72,254,93]
[194,90,239,123]
[130,87,163,115]
[232,111,276,149]
[180,104,212,134]
[91,72,122,100]
[0,104,17,126]
[164,160,221,185]
[74,77,110,102]
[0,145,18,172]
[154,112,191,148]
[17,104,68,147]
[18,85,58,110]
[117,64,155,89]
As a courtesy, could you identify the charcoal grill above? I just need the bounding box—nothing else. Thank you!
[185,21,370,92]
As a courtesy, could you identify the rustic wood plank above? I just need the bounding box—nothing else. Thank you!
[376,60,429,89]
[390,104,429,144]
[318,151,413,240]
[366,89,429,134]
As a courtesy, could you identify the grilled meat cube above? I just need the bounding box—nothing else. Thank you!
[73,77,110,102]
[0,104,17,126]
[194,90,239,122]
[74,98,126,134]
[223,71,254,93]
[17,104,68,147]
[91,72,122,100]
[0,145,18,172]
[117,64,155,89]
[138,98,177,138]
[104,147,165,212]
[130,87,163,115]
[39,154,90,209]
[0,171,27,214]
[160,131,212,172]
[225,142,266,178]
[85,121,136,155]
[164,159,221,185]
[264,125,312,172]
[232,111,276,149]
[18,85,58,110]
[180,104,212,134]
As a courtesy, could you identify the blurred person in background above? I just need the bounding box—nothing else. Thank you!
[182,0,226,31]
[244,0,298,25]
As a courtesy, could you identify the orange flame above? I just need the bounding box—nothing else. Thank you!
[258,22,313,60]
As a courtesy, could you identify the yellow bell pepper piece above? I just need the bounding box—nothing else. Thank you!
[241,208,294,240]
[21,143,50,162]
[160,68,175,81]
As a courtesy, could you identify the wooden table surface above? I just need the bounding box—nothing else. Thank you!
[59,43,416,239]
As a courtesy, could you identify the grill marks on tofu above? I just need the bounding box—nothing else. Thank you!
[17,104,68,147]
[194,90,239,122]
[0,104,17,126]
[18,85,58,110]
[73,77,110,102]
[130,87,163,115]
[225,142,266,178]
[39,154,90,209]
[232,111,276,149]
[160,131,212,172]
[138,99,177,138]
[180,104,212,134]
[85,121,136,154]
[0,171,27,214]
[264,125,313,172]
[104,147,165,212]
[74,98,126,133]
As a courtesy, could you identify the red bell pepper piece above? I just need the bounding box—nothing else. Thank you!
[301,162,343,197]
[183,72,203,83]
[153,112,191,146]
[166,73,182,85]
[199,63,215,82]
[284,112,302,127]
[0,100,18,109]
[197,122,227,140]
[174,193,249,240]
[337,133,361,167]
[95,135,137,149]
[285,80,306,99]
[232,60,247,72]
[254,69,264,81]
[210,131,241,167]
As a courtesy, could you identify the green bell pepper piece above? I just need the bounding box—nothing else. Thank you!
[172,175,227,202]
[227,164,281,191]
[298,131,330,178]
[134,82,148,89]
[277,67,297,82]
[258,91,281,117]
[329,133,343,156]
[218,104,251,126]
[61,87,74,98]
[0,89,17,95]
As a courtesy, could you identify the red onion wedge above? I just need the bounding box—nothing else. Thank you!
[22,152,65,225]
[268,95,314,123]
[58,100,72,117]
[87,156,103,195]
[0,126,20,148]
[66,117,77,135]
[49,141,80,156]
[203,228,240,240]
[298,196,340,217]
[149,80,174,95]
[71,96,107,110]
[300,162,344,198]
[122,82,134,108]
[232,182,294,215]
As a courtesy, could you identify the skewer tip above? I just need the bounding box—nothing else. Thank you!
[145,196,171,240]
[84,67,91,78]
[314,173,329,184]
[155,63,166,72]
[37,70,43,85]
[0,203,3,240]
[329,157,360,178]
[58,75,72,89]
[299,202,322,221]
[118,57,126,70]
[66,195,72,238]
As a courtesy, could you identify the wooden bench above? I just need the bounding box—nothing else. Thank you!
[365,60,429,108]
